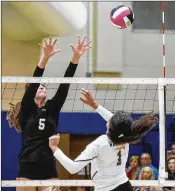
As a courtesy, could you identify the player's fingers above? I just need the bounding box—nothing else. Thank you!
[85,90,92,97]
[49,135,59,140]
[81,88,90,95]
[54,49,62,53]
[44,38,48,46]
[87,46,92,50]
[82,88,92,97]
[80,91,87,97]
[52,39,58,46]
[81,88,88,94]
[80,96,87,104]
[49,137,54,141]
[49,36,52,45]
[80,90,89,99]
[56,134,60,139]
[77,36,81,45]
[39,43,44,49]
[81,91,93,101]
[69,44,75,51]
[81,36,86,44]
[85,40,91,47]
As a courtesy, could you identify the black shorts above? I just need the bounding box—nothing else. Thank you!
[111,181,133,191]
[18,161,58,180]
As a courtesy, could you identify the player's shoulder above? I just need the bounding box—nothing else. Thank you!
[85,135,109,152]
[45,100,54,108]
[93,135,109,146]
[91,135,129,148]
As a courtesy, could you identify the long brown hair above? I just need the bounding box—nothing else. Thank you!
[6,83,30,133]
[6,102,22,132]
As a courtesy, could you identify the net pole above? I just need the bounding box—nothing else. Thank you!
[158,80,167,182]
[162,1,168,175]
[158,1,168,184]
[0,73,1,189]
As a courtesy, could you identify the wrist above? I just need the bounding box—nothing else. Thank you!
[42,55,50,60]
[37,55,49,69]
[71,54,80,64]
[51,146,59,153]
[92,102,99,110]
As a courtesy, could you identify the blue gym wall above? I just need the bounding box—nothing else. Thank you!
[1,111,175,191]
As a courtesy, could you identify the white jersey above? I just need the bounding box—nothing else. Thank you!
[53,105,129,191]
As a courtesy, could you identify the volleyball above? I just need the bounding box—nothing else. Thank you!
[110,5,134,29]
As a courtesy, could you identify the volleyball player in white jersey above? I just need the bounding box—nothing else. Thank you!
[49,89,158,191]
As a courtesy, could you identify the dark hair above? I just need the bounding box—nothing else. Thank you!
[107,111,158,145]
[168,156,175,162]
[6,83,31,133]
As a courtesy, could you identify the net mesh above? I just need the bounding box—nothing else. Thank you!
[2,81,175,113]
[1,81,161,113]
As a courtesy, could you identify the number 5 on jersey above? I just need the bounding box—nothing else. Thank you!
[39,118,45,130]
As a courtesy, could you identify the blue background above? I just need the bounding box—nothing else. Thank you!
[1,112,175,191]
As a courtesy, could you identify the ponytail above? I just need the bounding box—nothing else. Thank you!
[120,112,158,144]
[107,111,158,145]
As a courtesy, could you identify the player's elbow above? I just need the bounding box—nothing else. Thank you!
[69,168,79,174]
[69,169,76,174]
[68,166,81,174]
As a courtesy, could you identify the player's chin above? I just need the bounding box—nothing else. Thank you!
[36,93,46,100]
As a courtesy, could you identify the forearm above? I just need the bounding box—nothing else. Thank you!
[37,55,49,69]
[51,62,77,109]
[64,62,78,77]
[53,148,87,174]
[71,54,80,65]
[28,63,45,95]
[95,105,113,121]
[22,61,45,105]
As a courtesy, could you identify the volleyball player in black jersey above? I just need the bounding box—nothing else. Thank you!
[7,36,91,191]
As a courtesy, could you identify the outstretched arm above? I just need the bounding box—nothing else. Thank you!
[49,135,98,174]
[95,104,113,122]
[51,36,92,112]
[50,60,77,112]
[21,37,61,109]
[80,89,113,121]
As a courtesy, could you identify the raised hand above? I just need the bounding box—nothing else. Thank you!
[40,36,61,58]
[80,88,98,110]
[69,36,92,58]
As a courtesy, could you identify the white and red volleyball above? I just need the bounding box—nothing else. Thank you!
[110,5,134,29]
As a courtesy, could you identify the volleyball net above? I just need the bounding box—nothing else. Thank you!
[2,77,175,113]
[1,77,175,188]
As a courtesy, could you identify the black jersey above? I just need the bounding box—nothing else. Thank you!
[18,62,77,163]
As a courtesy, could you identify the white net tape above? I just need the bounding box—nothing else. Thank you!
[2,77,160,84]
[1,180,175,187]
[2,77,175,84]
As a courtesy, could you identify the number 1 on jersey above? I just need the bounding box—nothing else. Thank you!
[117,150,122,166]
[38,118,45,130]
